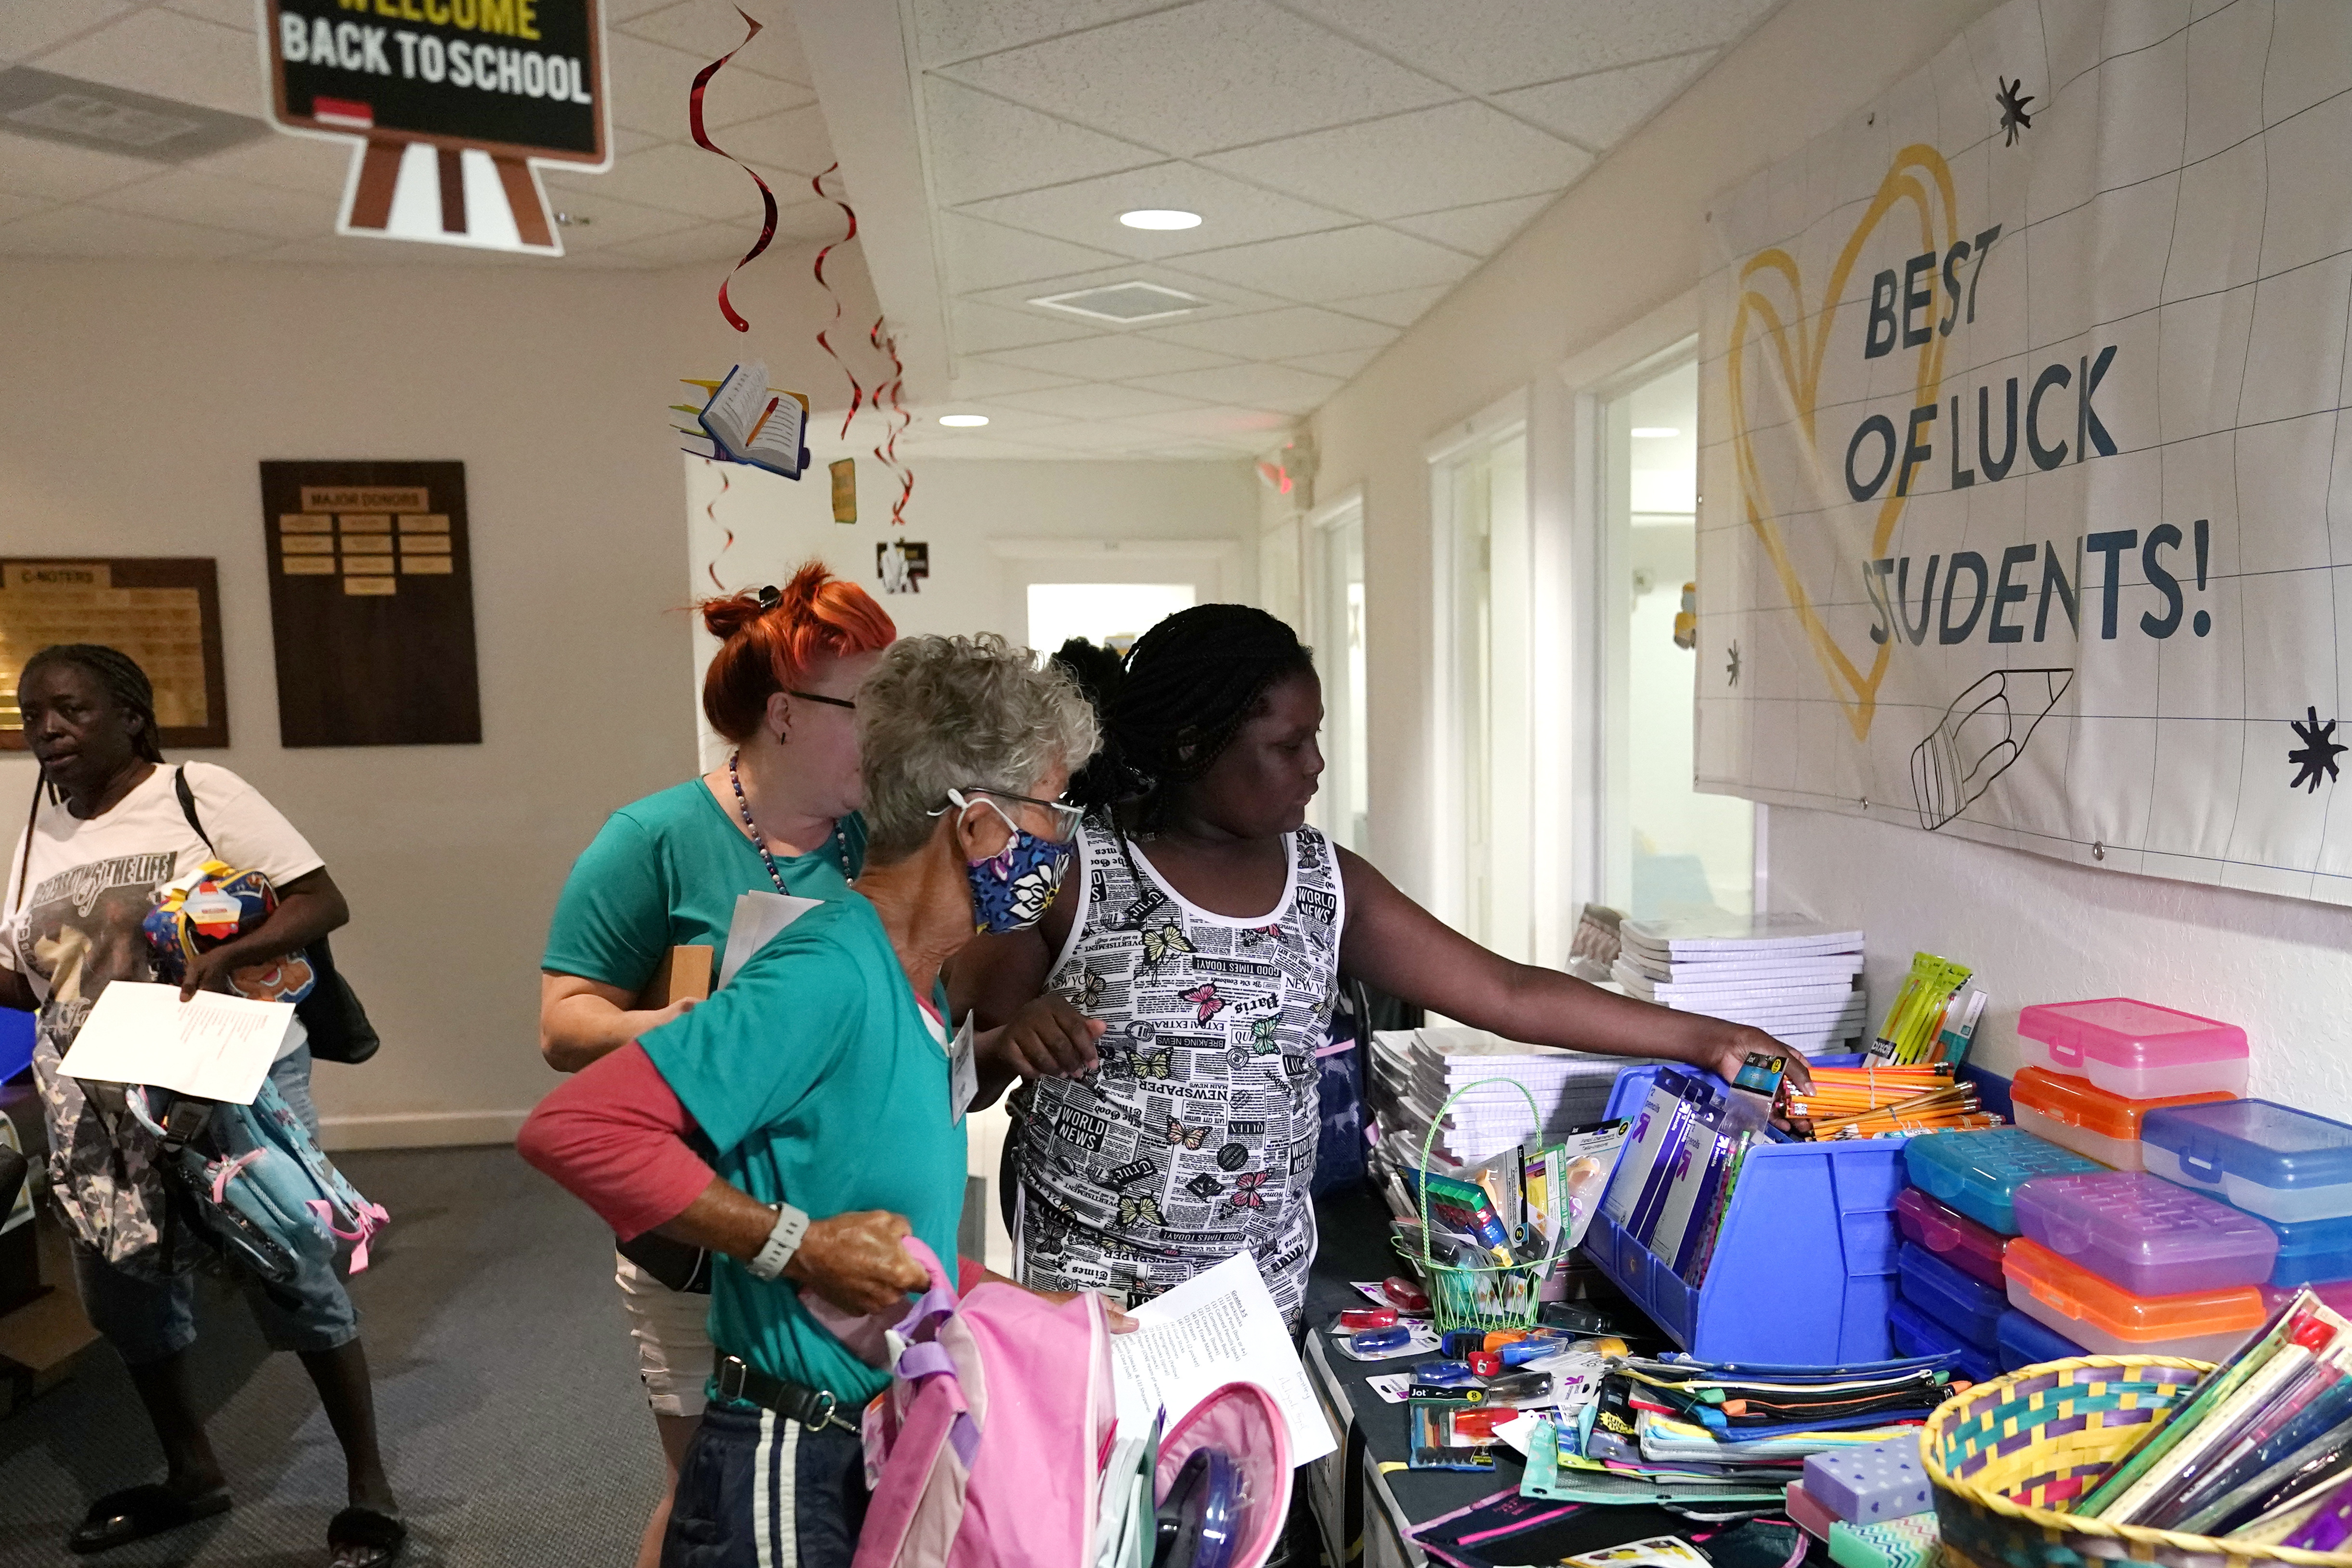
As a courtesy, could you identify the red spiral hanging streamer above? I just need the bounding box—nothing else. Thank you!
[705,466,735,591]
[811,163,866,440]
[688,9,780,333]
[868,317,915,531]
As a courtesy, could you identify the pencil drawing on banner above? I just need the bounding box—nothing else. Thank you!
[1700,0,2352,904]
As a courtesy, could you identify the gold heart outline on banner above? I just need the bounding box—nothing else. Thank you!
[1726,143,1959,742]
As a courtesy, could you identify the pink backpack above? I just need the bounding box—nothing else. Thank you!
[854,1239,1117,1568]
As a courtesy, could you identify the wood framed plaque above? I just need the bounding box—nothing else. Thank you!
[0,558,228,751]
[259,460,482,747]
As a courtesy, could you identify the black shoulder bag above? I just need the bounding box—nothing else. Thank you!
[173,768,380,1066]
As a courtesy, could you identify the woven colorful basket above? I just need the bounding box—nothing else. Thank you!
[1922,1355,2352,1568]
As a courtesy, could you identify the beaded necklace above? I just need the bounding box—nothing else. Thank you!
[728,750,853,889]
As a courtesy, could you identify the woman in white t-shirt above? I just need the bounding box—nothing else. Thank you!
[0,645,404,1568]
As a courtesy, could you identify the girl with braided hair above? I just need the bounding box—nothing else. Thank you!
[2,645,404,1565]
[955,603,1810,1320]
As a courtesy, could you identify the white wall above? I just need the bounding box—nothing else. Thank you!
[1308,0,2352,1111]
[0,245,891,1149]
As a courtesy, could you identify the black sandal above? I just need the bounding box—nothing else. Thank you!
[328,1504,407,1568]
[68,1482,232,1554]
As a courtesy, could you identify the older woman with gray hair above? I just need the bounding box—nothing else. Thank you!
[520,633,1100,1568]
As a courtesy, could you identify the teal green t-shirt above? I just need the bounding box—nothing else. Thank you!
[639,895,968,1406]
[541,779,867,990]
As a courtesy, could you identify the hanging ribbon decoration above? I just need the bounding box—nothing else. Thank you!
[688,9,779,333]
[868,318,915,531]
[705,468,735,591]
[811,163,866,439]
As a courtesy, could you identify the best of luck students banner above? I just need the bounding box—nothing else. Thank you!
[1698,0,2352,904]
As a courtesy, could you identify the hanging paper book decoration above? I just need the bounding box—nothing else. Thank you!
[689,8,779,331]
[674,366,809,479]
[829,459,857,524]
[878,541,928,596]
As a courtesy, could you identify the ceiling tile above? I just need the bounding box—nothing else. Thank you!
[1494,50,1715,149]
[945,360,1082,398]
[1167,224,1473,301]
[1143,303,1396,359]
[534,188,703,249]
[603,33,804,138]
[1202,100,1588,220]
[1118,405,1294,442]
[1018,422,1165,453]
[0,202,266,258]
[993,383,1208,418]
[1282,345,1381,379]
[983,335,1239,379]
[890,432,1072,458]
[1326,282,1451,326]
[0,190,48,225]
[0,0,132,63]
[773,196,849,242]
[956,160,1353,259]
[1124,361,1341,415]
[902,403,1073,434]
[1386,191,1554,255]
[940,209,1130,291]
[87,168,332,239]
[709,104,834,178]
[960,259,1292,320]
[950,299,1098,353]
[620,0,816,86]
[0,129,159,200]
[547,142,797,221]
[1283,0,1775,93]
[911,0,1175,68]
[160,0,259,29]
[185,132,352,196]
[921,78,1158,207]
[36,9,263,118]
[607,221,765,265]
[936,0,1453,157]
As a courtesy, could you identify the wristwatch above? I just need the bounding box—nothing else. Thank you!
[746,1201,811,1281]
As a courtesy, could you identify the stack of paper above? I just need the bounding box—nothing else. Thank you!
[1613,912,1867,1056]
[1368,1027,1636,1168]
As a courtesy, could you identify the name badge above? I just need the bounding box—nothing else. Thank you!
[949,1016,978,1125]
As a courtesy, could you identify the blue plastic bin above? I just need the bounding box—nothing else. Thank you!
[2261,1213,2352,1289]
[1889,1296,1996,1383]
[1895,1241,2004,1349]
[1996,1307,2085,1372]
[1901,1126,2104,1234]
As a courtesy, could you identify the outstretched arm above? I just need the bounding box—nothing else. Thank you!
[1334,847,1809,1089]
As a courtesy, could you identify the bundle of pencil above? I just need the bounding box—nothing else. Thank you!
[1806,1082,1987,1138]
[1779,1064,1996,1137]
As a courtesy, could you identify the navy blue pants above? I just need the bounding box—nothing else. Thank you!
[662,1402,869,1568]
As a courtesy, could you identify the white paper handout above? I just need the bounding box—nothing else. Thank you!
[57,981,295,1105]
[1110,1251,1336,1464]
[718,889,823,989]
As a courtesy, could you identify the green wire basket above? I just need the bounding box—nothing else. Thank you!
[1398,1076,1558,1334]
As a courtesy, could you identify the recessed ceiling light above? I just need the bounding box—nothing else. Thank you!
[939,414,990,428]
[1120,209,1202,231]
[1632,426,1681,438]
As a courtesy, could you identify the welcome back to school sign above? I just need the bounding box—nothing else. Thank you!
[1698,0,2352,904]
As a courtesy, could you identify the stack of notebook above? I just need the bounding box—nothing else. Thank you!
[1612,912,1868,1056]
[1367,1027,1636,1168]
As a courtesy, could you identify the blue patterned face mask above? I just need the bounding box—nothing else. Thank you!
[947,790,1077,933]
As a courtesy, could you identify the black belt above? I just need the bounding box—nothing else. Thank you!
[711,1352,859,1434]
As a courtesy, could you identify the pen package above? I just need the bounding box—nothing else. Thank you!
[1646,1103,1729,1264]
[1408,1397,1500,1470]
[1602,1072,1695,1227]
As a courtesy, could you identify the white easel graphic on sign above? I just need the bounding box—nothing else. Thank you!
[257,0,610,255]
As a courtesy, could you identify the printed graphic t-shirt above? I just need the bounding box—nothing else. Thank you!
[640,895,967,1407]
[542,779,865,989]
[1,762,323,1261]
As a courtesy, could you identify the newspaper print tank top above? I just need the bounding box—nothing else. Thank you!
[1010,818,1345,1320]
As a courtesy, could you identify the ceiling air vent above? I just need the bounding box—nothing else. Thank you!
[0,67,272,163]
[1027,281,1205,324]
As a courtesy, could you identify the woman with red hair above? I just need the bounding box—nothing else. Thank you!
[537,560,895,1568]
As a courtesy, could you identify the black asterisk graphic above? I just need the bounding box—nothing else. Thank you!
[1726,640,1742,688]
[2289,707,2346,793]
[1996,77,2035,145]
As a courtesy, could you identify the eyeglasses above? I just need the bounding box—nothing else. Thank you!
[943,786,1085,840]
[787,689,856,711]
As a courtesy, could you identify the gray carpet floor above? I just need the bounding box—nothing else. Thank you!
[0,1146,662,1568]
